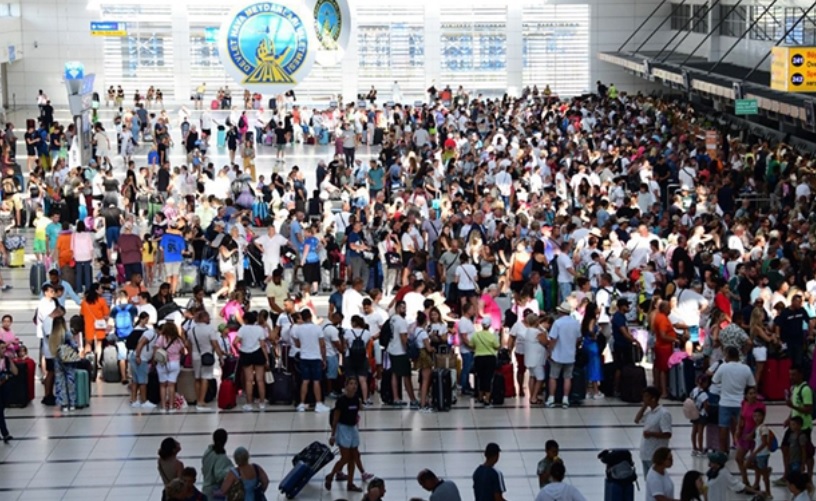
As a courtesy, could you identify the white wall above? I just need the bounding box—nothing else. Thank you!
[8,0,105,107]
[0,1,23,65]
[9,0,670,106]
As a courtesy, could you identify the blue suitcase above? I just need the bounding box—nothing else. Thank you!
[279,442,335,499]
[604,479,635,501]
[318,129,330,145]
[279,461,312,499]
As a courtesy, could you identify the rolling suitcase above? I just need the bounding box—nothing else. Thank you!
[75,357,93,400]
[30,262,46,295]
[9,248,24,267]
[379,368,402,404]
[373,127,384,146]
[203,275,219,294]
[102,345,120,383]
[177,368,197,404]
[431,368,452,412]
[604,479,635,501]
[706,422,723,452]
[268,369,295,405]
[491,372,505,405]
[75,368,90,408]
[762,357,791,401]
[281,442,336,499]
[499,363,515,398]
[668,358,695,400]
[619,365,647,403]
[84,352,97,382]
[147,370,161,405]
[600,362,616,397]
[6,359,35,407]
[179,262,199,295]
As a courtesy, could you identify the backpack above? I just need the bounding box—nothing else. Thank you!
[682,397,700,420]
[347,329,368,371]
[597,449,637,484]
[406,329,422,362]
[113,305,136,339]
[379,317,394,349]
[767,427,779,453]
[603,287,621,314]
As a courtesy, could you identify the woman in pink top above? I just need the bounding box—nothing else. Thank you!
[154,323,187,413]
[479,284,503,331]
[0,315,19,358]
[71,220,96,294]
[735,386,766,485]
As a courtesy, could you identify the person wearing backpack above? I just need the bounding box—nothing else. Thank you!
[110,290,137,384]
[342,315,372,405]
[130,312,158,409]
[776,365,814,486]
[218,446,269,501]
[685,374,710,457]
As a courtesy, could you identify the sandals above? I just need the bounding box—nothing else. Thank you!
[530,399,543,405]
[347,484,363,492]
[324,474,333,490]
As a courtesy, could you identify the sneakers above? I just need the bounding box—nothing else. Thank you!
[258,403,267,411]
[196,405,211,412]
[361,472,374,482]
[141,401,157,410]
[561,398,569,409]
[409,400,420,409]
[364,399,373,406]
[391,400,407,407]
[169,408,178,414]
[41,395,56,406]
[211,293,219,305]
[296,403,307,412]
[69,406,76,411]
[772,478,788,487]
[61,406,69,412]
[242,404,254,412]
[160,407,168,414]
[315,403,331,413]
[2,435,12,444]
[594,393,605,400]
[545,397,555,408]
[420,407,433,414]
[1,284,11,291]
[131,401,142,408]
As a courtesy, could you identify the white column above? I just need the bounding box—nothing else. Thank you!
[342,23,359,103]
[505,1,523,97]
[707,2,720,61]
[424,0,441,96]
[172,3,191,104]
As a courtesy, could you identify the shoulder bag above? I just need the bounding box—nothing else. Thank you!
[193,328,215,367]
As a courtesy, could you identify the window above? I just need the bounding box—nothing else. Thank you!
[670,4,691,31]
[719,5,745,37]
[522,4,590,97]
[749,5,782,41]
[440,6,507,90]
[691,4,709,34]
[0,3,11,17]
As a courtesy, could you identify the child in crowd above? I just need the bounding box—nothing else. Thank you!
[689,375,710,456]
[745,408,773,498]
[536,440,562,488]
[785,416,813,476]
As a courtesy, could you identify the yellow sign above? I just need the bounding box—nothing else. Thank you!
[90,21,127,37]
[770,46,816,93]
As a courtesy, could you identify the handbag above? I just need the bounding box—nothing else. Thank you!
[192,328,216,367]
[58,343,82,364]
[94,319,108,331]
[264,369,275,385]
[386,251,401,268]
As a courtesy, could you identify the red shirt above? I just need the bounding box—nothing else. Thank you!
[714,292,732,318]
[652,312,676,349]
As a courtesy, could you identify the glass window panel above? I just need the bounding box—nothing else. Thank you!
[440,6,507,91]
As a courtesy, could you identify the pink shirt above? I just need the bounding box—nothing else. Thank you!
[71,232,96,262]
[481,293,502,331]
[0,329,18,358]
[156,336,185,362]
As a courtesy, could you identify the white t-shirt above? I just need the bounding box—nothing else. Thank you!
[645,468,674,501]
[276,313,298,357]
[236,325,267,354]
[404,291,425,324]
[524,327,548,368]
[457,317,475,355]
[136,328,158,361]
[255,233,289,270]
[387,316,409,356]
[455,264,478,291]
[364,307,388,337]
[36,297,56,343]
[711,361,756,407]
[414,327,429,349]
[556,253,574,284]
[293,323,323,361]
[341,289,364,329]
[190,323,219,358]
[534,483,587,501]
[343,328,372,357]
[548,316,581,365]
[322,324,341,358]
[509,320,526,355]
[137,303,158,326]
[673,288,708,327]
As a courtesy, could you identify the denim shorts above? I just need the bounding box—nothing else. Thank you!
[336,423,360,449]
[129,353,149,384]
[753,454,769,470]
[300,359,323,382]
[326,355,339,379]
[718,405,741,428]
[116,341,128,361]
[105,226,121,248]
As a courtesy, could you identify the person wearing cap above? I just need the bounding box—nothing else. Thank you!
[545,301,581,409]
[705,451,759,500]
[472,443,506,501]
[470,316,500,407]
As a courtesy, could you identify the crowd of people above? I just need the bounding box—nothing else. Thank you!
[0,76,816,499]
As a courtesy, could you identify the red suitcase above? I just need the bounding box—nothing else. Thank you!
[500,363,516,398]
[218,378,237,410]
[762,357,791,401]
[16,357,36,402]
[210,99,220,110]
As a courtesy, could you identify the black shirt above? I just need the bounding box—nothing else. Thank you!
[775,307,812,345]
[332,394,360,426]
[157,168,171,192]
[101,207,123,228]
[25,131,38,156]
[472,464,504,501]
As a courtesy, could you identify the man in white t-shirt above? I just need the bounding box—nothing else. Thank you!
[342,279,366,329]
[457,302,477,395]
[275,297,298,365]
[546,302,581,409]
[292,309,330,413]
[36,284,61,406]
[254,226,290,276]
[322,312,343,399]
[712,346,755,453]
[555,242,575,303]
[386,301,417,407]
[403,280,427,325]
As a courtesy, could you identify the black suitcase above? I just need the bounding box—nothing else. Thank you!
[379,368,402,404]
[600,362,616,397]
[4,361,31,408]
[373,127,384,145]
[147,369,161,404]
[431,368,452,411]
[619,365,647,403]
[491,372,505,405]
[268,369,295,405]
[30,262,46,295]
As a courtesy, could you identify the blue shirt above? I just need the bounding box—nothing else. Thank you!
[368,167,384,190]
[303,236,320,263]
[329,291,343,316]
[160,232,185,263]
[611,311,628,347]
[40,280,82,307]
[346,231,362,259]
[290,220,304,251]
[46,222,62,251]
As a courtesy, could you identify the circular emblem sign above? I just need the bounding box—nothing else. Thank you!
[309,0,353,66]
[219,1,316,94]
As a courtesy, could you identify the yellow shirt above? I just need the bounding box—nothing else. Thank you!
[142,242,156,263]
[35,216,49,241]
[471,329,499,356]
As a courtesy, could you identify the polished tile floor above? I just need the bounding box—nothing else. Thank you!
[0,107,798,500]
